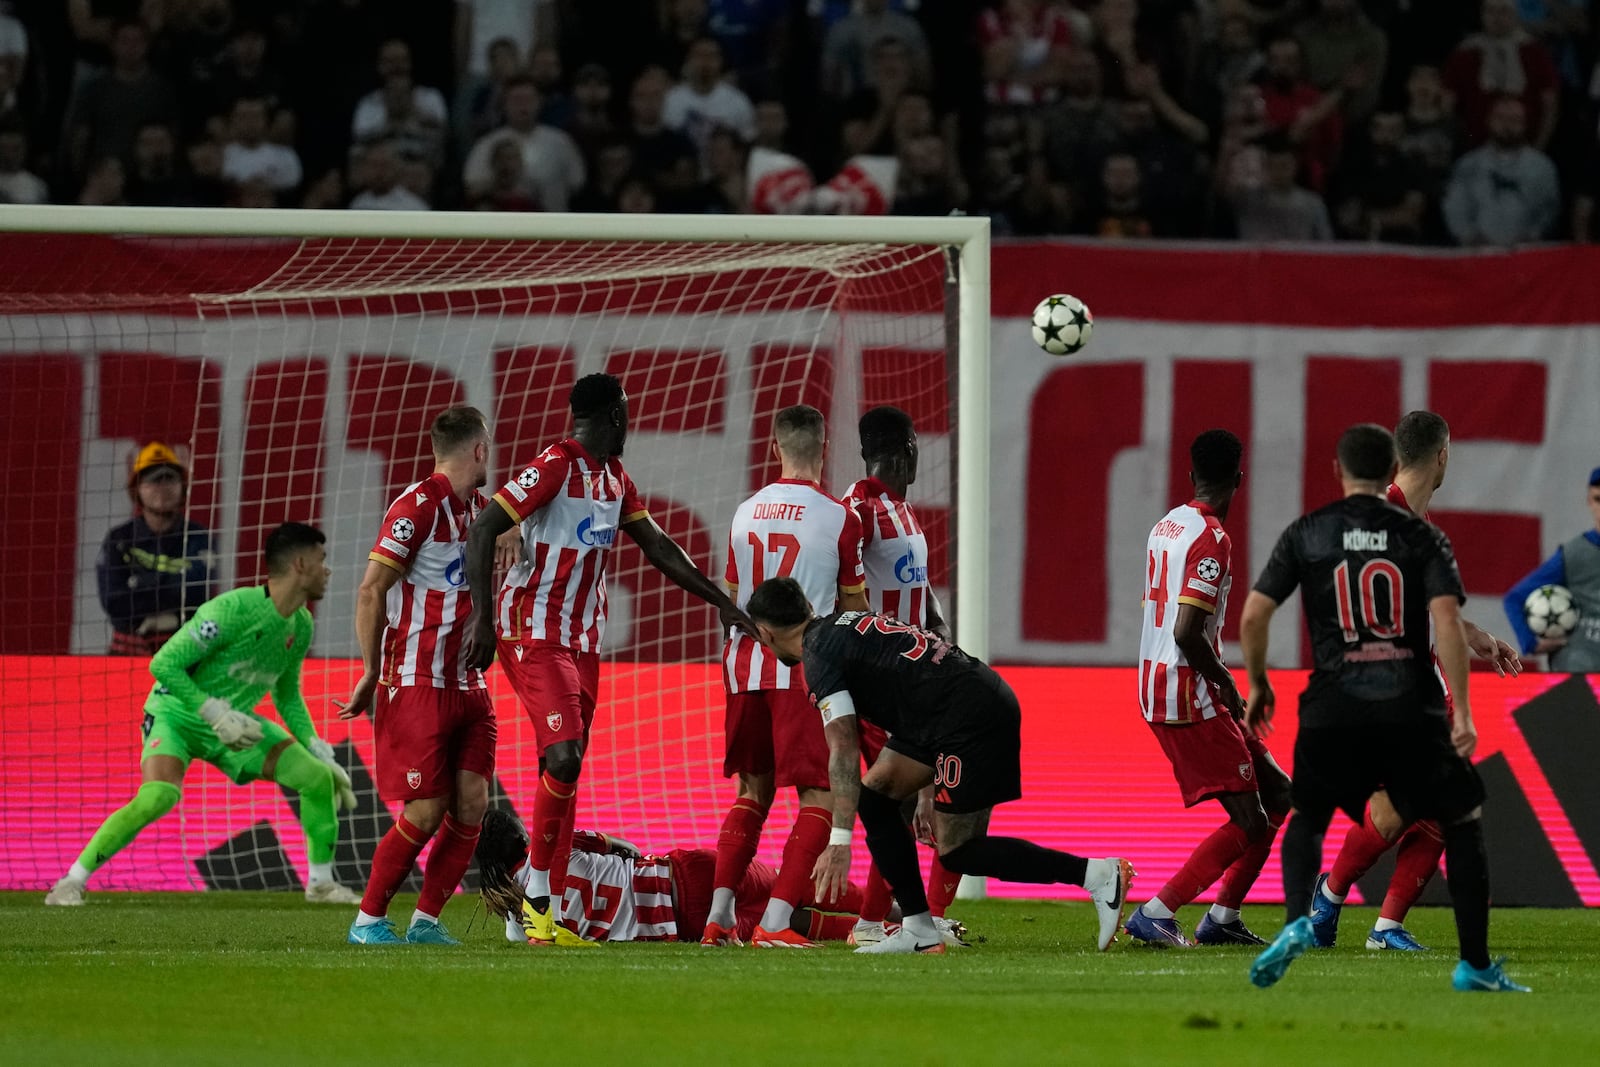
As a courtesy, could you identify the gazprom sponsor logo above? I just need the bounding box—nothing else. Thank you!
[445,555,465,588]
[894,551,928,584]
[577,516,616,547]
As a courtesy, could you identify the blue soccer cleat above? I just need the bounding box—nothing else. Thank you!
[1452,958,1531,993]
[406,917,461,945]
[1249,916,1316,988]
[1195,914,1268,946]
[1124,906,1193,948]
[1308,873,1342,948]
[1366,926,1428,951]
[347,917,406,945]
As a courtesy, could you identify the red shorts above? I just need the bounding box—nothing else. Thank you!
[499,638,599,756]
[1148,713,1270,808]
[859,720,888,764]
[374,686,496,803]
[723,686,829,789]
[670,848,776,943]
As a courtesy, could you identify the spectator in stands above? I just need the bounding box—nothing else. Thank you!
[616,172,657,212]
[351,142,430,210]
[184,138,228,206]
[664,37,756,167]
[529,44,574,128]
[1040,50,1122,199]
[301,167,347,210]
[1293,0,1388,122]
[1503,467,1600,668]
[1443,95,1559,245]
[1227,132,1334,240]
[97,441,216,657]
[1081,152,1160,237]
[462,75,585,211]
[656,0,712,84]
[1515,0,1588,92]
[0,9,27,125]
[1113,95,1202,235]
[198,23,282,141]
[1400,64,1464,187]
[1188,14,1265,131]
[0,125,46,204]
[78,155,125,204]
[66,20,177,179]
[979,0,1074,107]
[704,0,788,93]
[222,96,302,195]
[1444,0,1560,149]
[125,121,187,206]
[626,66,698,180]
[570,140,635,212]
[1256,34,1344,191]
[455,37,522,149]
[352,39,448,170]
[893,131,961,216]
[821,0,931,99]
[454,0,555,113]
[1089,0,1175,102]
[971,142,1028,233]
[1331,111,1428,241]
[701,127,747,212]
[838,38,924,159]
[566,63,617,161]
[753,97,789,151]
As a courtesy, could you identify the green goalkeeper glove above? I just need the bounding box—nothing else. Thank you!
[308,738,358,812]
[198,697,264,751]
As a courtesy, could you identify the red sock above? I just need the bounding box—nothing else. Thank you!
[359,815,431,918]
[859,861,893,923]
[1216,815,1283,910]
[416,814,481,919]
[1381,821,1445,922]
[1328,809,1391,897]
[1156,822,1252,910]
[767,806,832,910]
[550,783,580,924]
[526,771,576,878]
[928,852,960,918]
[806,909,860,941]
[712,797,770,893]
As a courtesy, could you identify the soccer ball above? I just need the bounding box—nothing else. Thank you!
[1031,294,1093,356]
[1524,584,1579,640]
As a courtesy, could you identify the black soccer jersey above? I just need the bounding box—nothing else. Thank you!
[800,610,1000,744]
[1254,493,1464,717]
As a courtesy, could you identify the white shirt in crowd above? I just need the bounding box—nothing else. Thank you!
[350,186,430,211]
[663,81,756,160]
[0,169,48,205]
[462,125,585,211]
[352,86,449,142]
[222,141,303,191]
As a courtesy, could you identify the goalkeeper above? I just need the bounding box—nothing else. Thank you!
[46,523,361,905]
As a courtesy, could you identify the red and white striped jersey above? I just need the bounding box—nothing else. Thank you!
[723,479,866,692]
[1139,500,1232,723]
[517,832,677,941]
[368,472,487,690]
[843,476,932,627]
[493,439,647,652]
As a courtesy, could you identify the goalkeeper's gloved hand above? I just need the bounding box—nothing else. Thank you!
[309,738,359,812]
[198,698,263,752]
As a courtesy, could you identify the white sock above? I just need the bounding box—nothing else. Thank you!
[1320,880,1346,904]
[411,907,438,927]
[1373,916,1403,932]
[66,862,91,883]
[903,911,939,941]
[759,897,795,931]
[1082,858,1115,900]
[308,861,333,885]
[527,867,551,902]
[706,887,737,928]
[1209,904,1240,924]
[1141,898,1175,920]
[854,917,885,930]
[354,909,386,927]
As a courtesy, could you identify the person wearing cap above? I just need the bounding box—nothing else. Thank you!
[1502,468,1600,669]
[96,442,216,656]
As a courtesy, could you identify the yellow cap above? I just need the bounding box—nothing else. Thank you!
[131,441,185,481]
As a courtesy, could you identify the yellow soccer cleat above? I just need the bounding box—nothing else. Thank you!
[519,898,599,948]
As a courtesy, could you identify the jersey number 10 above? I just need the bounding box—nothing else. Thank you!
[1333,558,1405,643]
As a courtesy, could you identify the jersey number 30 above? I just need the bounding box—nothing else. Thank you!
[1333,558,1404,643]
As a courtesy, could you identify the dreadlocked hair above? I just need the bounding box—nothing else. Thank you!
[476,808,531,920]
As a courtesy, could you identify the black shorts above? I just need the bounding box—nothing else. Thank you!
[1291,714,1484,827]
[883,676,1023,815]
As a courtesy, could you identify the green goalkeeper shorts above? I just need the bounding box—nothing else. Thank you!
[139,704,293,784]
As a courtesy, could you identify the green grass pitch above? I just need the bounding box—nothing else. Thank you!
[4,893,1596,1066]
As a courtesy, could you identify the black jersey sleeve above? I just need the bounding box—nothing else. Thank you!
[801,618,853,701]
[1253,521,1303,604]
[1421,525,1467,604]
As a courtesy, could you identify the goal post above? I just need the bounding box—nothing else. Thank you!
[0,204,990,898]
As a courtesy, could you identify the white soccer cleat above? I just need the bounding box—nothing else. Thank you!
[848,919,889,946]
[1089,857,1135,951]
[304,880,362,904]
[44,878,85,906]
[853,925,945,955]
[506,914,526,944]
[934,915,971,948]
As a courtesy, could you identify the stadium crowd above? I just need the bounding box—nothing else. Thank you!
[0,0,1596,243]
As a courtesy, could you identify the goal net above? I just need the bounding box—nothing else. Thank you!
[0,207,988,897]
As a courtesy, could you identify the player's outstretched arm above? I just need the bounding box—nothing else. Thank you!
[1461,618,1521,677]
[623,515,757,637]
[463,503,516,670]
[1172,602,1243,718]
[1239,591,1278,738]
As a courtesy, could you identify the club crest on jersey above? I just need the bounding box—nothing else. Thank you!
[1239,761,1254,782]
[518,467,540,489]
[546,711,563,733]
[390,517,415,542]
[1196,557,1221,582]
[406,767,422,790]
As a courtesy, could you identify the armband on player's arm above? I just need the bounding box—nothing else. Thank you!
[817,691,857,725]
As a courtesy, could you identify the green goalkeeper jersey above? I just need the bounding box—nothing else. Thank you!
[145,585,316,748]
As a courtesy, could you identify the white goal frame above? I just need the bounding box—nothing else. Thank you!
[0,204,991,659]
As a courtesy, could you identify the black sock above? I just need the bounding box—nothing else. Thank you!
[939,836,1089,886]
[1443,818,1492,969]
[1281,812,1325,922]
[858,787,929,916]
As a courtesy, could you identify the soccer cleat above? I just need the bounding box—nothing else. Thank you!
[44,878,85,906]
[1366,926,1429,951]
[933,916,971,948]
[1452,957,1531,993]
[518,899,599,948]
[405,917,460,945]
[1249,916,1315,988]
[848,919,889,947]
[304,880,362,904]
[853,926,945,954]
[1091,858,1135,951]
[1195,914,1268,946]
[749,925,818,948]
[1308,873,1342,948]
[700,921,742,947]
[1124,905,1192,948]
[346,917,407,945]
[505,914,525,944]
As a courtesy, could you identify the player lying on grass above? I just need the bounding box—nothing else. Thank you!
[746,576,1133,955]
[47,523,361,906]
[473,810,967,945]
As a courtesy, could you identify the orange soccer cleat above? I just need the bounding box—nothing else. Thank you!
[700,921,742,947]
[749,924,819,948]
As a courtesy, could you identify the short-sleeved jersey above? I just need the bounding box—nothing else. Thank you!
[1386,481,1458,713]
[801,610,997,748]
[144,585,316,744]
[519,832,677,942]
[723,479,866,692]
[1139,501,1232,723]
[843,476,932,627]
[493,439,648,652]
[369,472,487,690]
[1254,493,1465,720]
